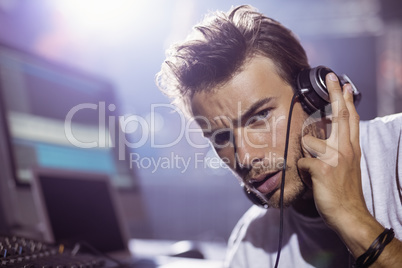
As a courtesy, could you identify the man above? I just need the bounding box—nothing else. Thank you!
[156,5,402,267]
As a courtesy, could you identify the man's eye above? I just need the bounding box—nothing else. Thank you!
[248,109,270,125]
[256,109,269,119]
[211,132,231,147]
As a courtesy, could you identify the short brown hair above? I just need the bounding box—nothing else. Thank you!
[156,5,309,117]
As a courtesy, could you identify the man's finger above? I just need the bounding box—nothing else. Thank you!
[326,73,350,144]
[297,157,322,187]
[343,83,360,150]
[301,135,327,158]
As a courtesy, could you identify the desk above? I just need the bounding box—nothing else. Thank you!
[129,239,226,268]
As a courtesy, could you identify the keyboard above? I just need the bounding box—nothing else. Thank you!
[0,234,117,268]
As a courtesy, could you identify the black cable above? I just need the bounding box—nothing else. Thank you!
[232,93,298,268]
[273,93,298,268]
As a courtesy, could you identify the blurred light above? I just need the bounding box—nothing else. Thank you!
[120,113,140,134]
[0,0,18,12]
[145,112,164,133]
[46,0,145,39]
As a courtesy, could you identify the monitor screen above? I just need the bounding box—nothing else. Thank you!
[32,168,129,253]
[0,44,136,188]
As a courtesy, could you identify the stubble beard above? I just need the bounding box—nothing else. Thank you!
[234,112,320,209]
[260,119,318,209]
[263,131,307,209]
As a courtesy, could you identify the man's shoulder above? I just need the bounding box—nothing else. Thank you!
[359,113,402,237]
[360,113,402,132]
[359,113,402,149]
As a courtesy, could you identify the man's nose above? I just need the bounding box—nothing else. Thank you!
[233,129,267,170]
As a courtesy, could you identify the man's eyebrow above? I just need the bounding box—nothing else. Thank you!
[200,97,276,137]
[239,97,276,123]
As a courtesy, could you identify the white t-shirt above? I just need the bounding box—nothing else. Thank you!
[224,113,402,268]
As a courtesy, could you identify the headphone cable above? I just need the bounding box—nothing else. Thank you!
[232,93,298,268]
[273,93,298,268]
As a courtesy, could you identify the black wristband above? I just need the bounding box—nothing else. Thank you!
[353,228,395,268]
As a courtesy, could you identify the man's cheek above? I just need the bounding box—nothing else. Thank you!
[269,114,287,149]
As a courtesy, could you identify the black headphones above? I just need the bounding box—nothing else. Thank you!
[296,65,361,115]
[243,66,362,207]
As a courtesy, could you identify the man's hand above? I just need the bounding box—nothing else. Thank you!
[297,72,365,230]
[297,73,402,267]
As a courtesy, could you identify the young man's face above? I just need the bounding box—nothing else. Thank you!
[191,56,314,208]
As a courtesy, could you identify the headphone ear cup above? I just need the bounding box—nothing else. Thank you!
[243,187,268,208]
[296,66,333,114]
[296,66,362,115]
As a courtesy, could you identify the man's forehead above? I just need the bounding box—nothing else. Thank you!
[189,56,291,128]
[191,90,250,124]
[191,93,237,131]
[193,96,278,130]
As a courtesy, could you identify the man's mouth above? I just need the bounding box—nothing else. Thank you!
[249,170,282,195]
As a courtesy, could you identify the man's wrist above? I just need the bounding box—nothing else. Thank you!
[333,210,384,258]
[353,228,395,268]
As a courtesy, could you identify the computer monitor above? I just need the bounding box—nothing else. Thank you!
[31,168,131,255]
[0,98,13,233]
[0,43,137,189]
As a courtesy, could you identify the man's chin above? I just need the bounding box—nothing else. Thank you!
[264,182,309,209]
